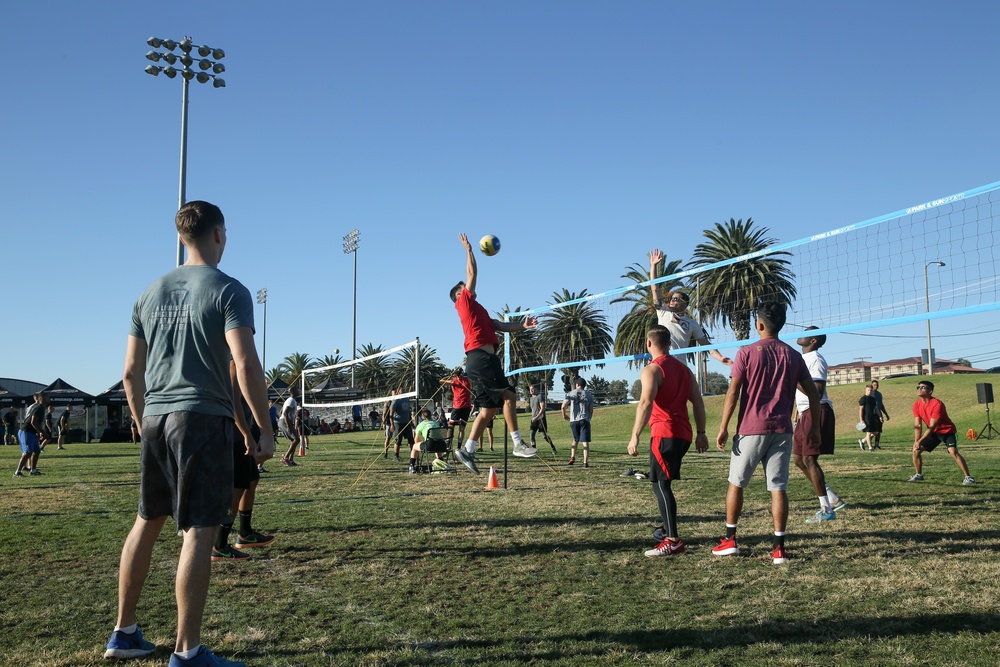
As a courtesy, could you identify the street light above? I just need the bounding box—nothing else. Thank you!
[144,36,227,266]
[343,229,360,387]
[257,287,268,373]
[924,261,945,375]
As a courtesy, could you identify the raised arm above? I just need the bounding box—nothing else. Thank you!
[649,248,664,307]
[459,233,477,296]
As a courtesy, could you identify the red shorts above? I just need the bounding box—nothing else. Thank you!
[793,403,835,457]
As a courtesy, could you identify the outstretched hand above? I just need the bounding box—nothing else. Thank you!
[458,233,471,251]
[650,248,663,265]
[523,315,538,330]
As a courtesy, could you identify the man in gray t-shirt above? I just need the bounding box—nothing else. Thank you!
[561,378,595,467]
[105,201,274,666]
[529,384,556,454]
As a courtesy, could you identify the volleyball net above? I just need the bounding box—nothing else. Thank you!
[506,180,1000,378]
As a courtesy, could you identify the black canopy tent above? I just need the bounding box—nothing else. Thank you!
[0,385,27,409]
[95,380,129,406]
[41,378,97,407]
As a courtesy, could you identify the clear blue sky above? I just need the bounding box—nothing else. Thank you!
[3,1,999,395]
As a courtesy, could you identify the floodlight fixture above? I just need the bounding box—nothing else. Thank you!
[212,48,225,59]
[145,51,161,62]
[181,68,195,81]
[179,38,193,54]
[163,66,177,78]
[147,36,162,48]
[212,78,226,88]
[144,65,160,76]
[212,63,225,74]
[198,58,212,70]
[162,53,177,65]
[162,39,177,51]
[179,54,193,67]
[197,45,211,57]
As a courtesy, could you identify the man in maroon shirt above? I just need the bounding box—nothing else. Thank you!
[910,380,975,484]
[450,233,538,474]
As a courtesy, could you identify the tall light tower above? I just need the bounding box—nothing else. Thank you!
[924,261,945,375]
[256,287,268,373]
[144,36,226,266]
[343,229,360,387]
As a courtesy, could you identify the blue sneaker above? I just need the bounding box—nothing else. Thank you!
[168,646,246,667]
[104,626,155,659]
[805,510,837,523]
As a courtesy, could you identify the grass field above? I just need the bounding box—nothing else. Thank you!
[2,374,999,666]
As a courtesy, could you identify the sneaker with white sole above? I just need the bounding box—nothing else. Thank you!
[963,476,976,485]
[512,443,538,458]
[645,538,685,557]
[771,545,789,564]
[908,473,924,482]
[620,469,637,478]
[831,499,847,512]
[455,449,480,474]
[712,537,739,556]
[104,626,156,659]
[234,531,274,549]
[805,510,837,523]
[211,545,251,562]
[168,646,246,667]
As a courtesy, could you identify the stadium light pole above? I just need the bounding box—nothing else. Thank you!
[144,36,226,266]
[343,229,360,387]
[924,261,945,375]
[257,287,268,373]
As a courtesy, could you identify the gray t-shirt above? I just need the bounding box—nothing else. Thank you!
[129,265,254,418]
[530,394,545,420]
[564,389,594,423]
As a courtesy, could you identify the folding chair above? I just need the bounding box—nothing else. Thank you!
[416,426,454,473]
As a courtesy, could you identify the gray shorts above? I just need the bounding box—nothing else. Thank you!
[139,412,234,529]
[728,433,792,491]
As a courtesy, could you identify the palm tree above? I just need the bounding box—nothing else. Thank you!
[536,289,613,383]
[265,366,285,384]
[687,218,796,340]
[314,354,349,386]
[387,344,449,404]
[278,352,317,386]
[612,253,686,368]
[354,343,391,397]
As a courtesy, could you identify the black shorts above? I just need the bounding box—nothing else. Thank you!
[921,432,957,452]
[449,406,471,425]
[649,437,691,482]
[466,348,513,409]
[139,412,234,529]
[418,438,449,453]
[233,424,261,490]
[394,422,415,446]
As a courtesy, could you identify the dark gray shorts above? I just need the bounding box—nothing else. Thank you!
[233,424,261,490]
[139,412,234,529]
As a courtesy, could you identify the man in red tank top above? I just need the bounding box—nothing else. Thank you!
[627,326,708,557]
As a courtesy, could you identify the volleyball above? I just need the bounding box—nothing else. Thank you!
[479,234,501,256]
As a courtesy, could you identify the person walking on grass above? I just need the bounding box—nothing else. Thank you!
[869,379,890,449]
[212,359,276,562]
[858,384,881,451]
[278,386,301,466]
[714,301,821,565]
[450,233,538,474]
[562,378,595,467]
[13,392,48,477]
[792,326,846,524]
[104,200,274,667]
[627,326,708,557]
[57,405,71,450]
[529,384,556,454]
[910,380,975,485]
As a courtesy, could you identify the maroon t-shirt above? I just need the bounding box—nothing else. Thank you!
[730,338,811,435]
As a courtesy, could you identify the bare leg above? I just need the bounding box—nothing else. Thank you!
[913,448,923,475]
[770,490,788,533]
[948,447,972,477]
[725,483,744,525]
[115,515,169,628]
[175,525,218,652]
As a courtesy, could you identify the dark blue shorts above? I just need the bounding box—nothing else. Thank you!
[570,419,592,443]
[139,412,234,529]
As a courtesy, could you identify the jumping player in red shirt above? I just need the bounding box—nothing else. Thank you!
[450,233,538,474]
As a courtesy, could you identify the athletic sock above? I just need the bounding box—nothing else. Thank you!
[216,522,233,550]
[115,623,138,634]
[725,524,737,540]
[819,496,832,513]
[464,440,477,454]
[238,510,253,537]
[825,484,841,505]
[174,645,201,660]
[773,531,786,549]
[511,430,524,446]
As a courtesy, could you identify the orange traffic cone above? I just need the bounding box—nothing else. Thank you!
[485,465,500,490]
[299,442,306,456]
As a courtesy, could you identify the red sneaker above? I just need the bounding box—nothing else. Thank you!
[644,538,685,557]
[771,545,789,564]
[712,536,739,556]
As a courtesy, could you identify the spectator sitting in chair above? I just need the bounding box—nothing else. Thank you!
[408,408,450,474]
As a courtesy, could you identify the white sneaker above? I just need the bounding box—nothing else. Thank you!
[512,443,538,458]
[908,473,924,482]
[963,476,976,485]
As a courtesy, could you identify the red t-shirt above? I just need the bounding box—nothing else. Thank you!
[649,355,693,441]
[451,376,472,409]
[455,288,498,352]
[912,397,956,435]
